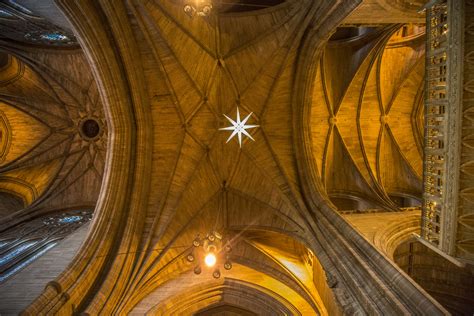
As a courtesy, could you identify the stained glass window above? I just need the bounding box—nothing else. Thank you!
[0,9,13,17]
[0,243,57,283]
[58,215,83,224]
[24,31,74,45]
[0,241,36,266]
[7,0,33,14]
[0,210,92,283]
[39,33,69,42]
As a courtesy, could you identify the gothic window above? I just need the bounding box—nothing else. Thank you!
[0,2,76,46]
[24,31,73,45]
[0,9,13,18]
[6,1,34,15]
[0,210,92,283]
[38,32,69,42]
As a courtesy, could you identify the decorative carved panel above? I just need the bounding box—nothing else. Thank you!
[422,0,474,264]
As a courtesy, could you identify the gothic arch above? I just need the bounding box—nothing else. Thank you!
[373,212,420,259]
[142,279,300,315]
[0,178,37,206]
[0,190,24,218]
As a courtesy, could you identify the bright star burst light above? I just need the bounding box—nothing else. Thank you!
[219,108,259,147]
[204,253,217,267]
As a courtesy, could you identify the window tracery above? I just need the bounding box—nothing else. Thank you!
[0,9,13,18]
[0,210,92,283]
[6,1,34,15]
[0,1,77,46]
[24,30,74,45]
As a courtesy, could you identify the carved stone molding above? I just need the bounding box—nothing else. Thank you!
[422,0,474,264]
[441,0,464,255]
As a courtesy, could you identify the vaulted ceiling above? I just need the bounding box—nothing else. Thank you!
[311,24,425,210]
[76,0,329,312]
[0,0,450,315]
[0,48,106,227]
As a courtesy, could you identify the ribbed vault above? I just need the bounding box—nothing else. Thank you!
[13,0,449,315]
[0,48,106,225]
[125,230,328,314]
[311,25,425,210]
[141,279,301,315]
[67,1,329,313]
[343,0,425,24]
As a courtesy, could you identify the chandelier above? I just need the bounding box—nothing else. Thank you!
[187,230,232,278]
[183,0,213,17]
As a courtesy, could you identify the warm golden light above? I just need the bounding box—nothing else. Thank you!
[204,252,216,267]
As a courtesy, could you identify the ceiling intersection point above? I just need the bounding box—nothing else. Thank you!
[219,107,259,148]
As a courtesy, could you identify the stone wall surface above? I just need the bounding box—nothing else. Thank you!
[0,223,90,315]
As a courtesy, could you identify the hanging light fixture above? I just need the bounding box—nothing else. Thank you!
[183,0,213,18]
[187,183,233,278]
[187,231,233,278]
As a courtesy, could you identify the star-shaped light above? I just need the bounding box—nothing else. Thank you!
[219,108,259,147]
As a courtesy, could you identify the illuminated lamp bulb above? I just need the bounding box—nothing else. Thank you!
[184,4,193,17]
[202,5,211,15]
[204,252,217,267]
[212,269,221,279]
[214,231,222,240]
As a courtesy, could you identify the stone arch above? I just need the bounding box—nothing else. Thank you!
[151,279,299,315]
[196,304,257,315]
[0,178,37,207]
[122,229,335,315]
[0,110,11,164]
[0,53,24,86]
[373,212,420,259]
[0,190,24,218]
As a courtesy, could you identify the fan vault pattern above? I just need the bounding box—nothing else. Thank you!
[311,25,425,210]
[0,49,106,226]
